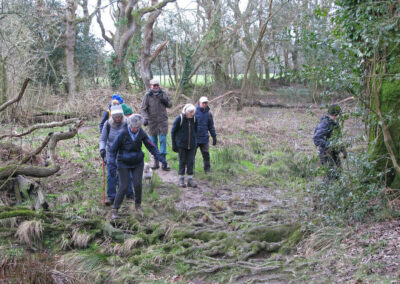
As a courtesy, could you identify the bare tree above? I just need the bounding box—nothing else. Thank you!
[139,0,169,88]
[96,0,175,89]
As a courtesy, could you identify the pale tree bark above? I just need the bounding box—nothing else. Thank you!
[140,0,169,88]
[96,0,175,90]
[0,55,7,105]
[65,0,77,99]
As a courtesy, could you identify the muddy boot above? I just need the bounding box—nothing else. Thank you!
[105,197,114,206]
[187,177,197,188]
[126,195,135,203]
[178,176,186,188]
[161,154,170,171]
[135,203,142,211]
[150,155,159,170]
[111,208,119,220]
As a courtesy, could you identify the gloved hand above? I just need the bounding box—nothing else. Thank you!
[160,94,169,106]
[143,119,148,126]
[212,136,217,146]
[100,149,106,161]
[172,143,178,153]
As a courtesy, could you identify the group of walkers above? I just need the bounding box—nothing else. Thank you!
[99,78,346,219]
[99,79,217,219]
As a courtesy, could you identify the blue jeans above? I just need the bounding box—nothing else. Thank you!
[107,164,133,199]
[149,134,167,155]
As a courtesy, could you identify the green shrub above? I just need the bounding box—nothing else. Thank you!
[311,152,395,222]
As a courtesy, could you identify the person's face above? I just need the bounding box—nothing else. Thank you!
[200,102,208,109]
[329,114,338,120]
[130,124,141,133]
[151,84,160,91]
[186,111,195,118]
[113,114,122,123]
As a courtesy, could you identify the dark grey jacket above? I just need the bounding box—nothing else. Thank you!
[140,89,172,136]
[313,115,339,152]
[99,116,127,162]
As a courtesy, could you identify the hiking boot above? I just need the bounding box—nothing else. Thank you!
[187,178,197,188]
[135,203,142,211]
[111,209,119,220]
[162,162,171,171]
[105,198,114,206]
[178,177,186,188]
[126,195,135,203]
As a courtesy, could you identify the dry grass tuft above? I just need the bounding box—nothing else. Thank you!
[15,220,43,247]
[298,226,349,257]
[113,237,144,256]
[71,229,92,249]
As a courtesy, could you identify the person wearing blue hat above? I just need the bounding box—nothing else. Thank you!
[99,94,124,133]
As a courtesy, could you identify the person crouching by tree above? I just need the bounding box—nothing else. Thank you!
[99,94,124,133]
[313,104,347,181]
[99,105,134,205]
[108,114,168,219]
[195,96,217,173]
[171,104,198,188]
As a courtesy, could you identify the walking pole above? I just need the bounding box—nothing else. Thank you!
[102,161,106,206]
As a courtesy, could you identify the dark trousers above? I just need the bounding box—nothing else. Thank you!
[113,164,144,209]
[319,148,341,180]
[196,143,210,171]
[178,148,196,175]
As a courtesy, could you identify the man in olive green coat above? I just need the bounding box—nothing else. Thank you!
[140,78,171,170]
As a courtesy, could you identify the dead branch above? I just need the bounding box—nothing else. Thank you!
[20,134,52,165]
[336,96,354,104]
[243,100,310,109]
[48,119,85,165]
[0,164,60,179]
[0,118,78,140]
[209,90,241,104]
[0,78,30,112]
[0,118,85,179]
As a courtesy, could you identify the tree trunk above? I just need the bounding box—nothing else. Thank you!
[65,0,77,99]
[0,56,6,105]
[369,52,400,188]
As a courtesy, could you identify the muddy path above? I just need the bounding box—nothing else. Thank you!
[155,168,291,214]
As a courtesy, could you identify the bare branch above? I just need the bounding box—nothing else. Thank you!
[20,134,52,165]
[48,119,85,166]
[0,118,78,140]
[0,78,30,112]
[150,40,169,64]
[138,0,175,17]
[96,0,113,46]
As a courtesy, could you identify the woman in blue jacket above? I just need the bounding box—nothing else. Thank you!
[108,114,167,219]
[171,104,198,188]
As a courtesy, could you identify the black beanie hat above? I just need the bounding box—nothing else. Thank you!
[328,104,341,116]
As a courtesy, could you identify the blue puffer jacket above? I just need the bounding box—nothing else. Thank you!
[313,115,339,151]
[195,105,216,145]
[109,125,166,169]
[171,114,198,150]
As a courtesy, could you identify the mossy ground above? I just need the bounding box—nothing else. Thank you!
[0,91,398,283]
